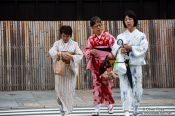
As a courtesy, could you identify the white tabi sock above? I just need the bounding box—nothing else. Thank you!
[94,104,101,113]
[125,111,130,116]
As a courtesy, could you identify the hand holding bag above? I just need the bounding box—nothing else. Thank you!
[99,56,111,76]
[114,39,133,88]
[54,52,66,76]
[99,56,116,80]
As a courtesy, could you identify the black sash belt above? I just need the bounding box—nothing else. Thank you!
[94,47,112,52]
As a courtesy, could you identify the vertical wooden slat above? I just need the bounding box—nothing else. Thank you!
[0,22,3,90]
[7,21,11,90]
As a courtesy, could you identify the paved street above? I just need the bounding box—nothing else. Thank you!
[0,88,175,115]
[0,106,175,116]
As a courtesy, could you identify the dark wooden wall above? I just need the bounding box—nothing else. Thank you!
[0,0,174,90]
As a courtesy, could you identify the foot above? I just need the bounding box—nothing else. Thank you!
[64,112,70,116]
[60,111,65,116]
[91,112,99,116]
[108,104,114,114]
[133,112,140,116]
[92,104,100,116]
[125,111,130,116]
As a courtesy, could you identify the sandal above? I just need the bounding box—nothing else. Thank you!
[108,104,114,114]
[133,112,140,116]
[91,112,99,116]
[64,113,71,116]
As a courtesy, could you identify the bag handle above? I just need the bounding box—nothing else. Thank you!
[57,52,62,61]
[60,52,62,60]
[116,39,129,56]
[113,39,123,57]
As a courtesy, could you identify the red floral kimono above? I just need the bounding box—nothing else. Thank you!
[84,31,115,105]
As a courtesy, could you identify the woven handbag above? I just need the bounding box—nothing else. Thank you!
[54,52,66,76]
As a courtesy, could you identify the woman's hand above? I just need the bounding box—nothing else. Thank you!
[62,52,73,61]
[107,53,114,59]
[90,49,96,56]
[57,52,61,56]
[120,48,127,53]
[120,44,132,53]
[123,44,132,52]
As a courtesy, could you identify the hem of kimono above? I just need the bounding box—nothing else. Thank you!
[93,101,115,105]
[55,75,75,113]
[56,95,72,113]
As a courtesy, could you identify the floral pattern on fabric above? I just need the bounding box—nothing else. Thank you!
[84,31,116,105]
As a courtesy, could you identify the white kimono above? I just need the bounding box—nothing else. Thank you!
[112,29,148,112]
[49,39,83,114]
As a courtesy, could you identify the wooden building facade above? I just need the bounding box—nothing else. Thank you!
[0,20,175,90]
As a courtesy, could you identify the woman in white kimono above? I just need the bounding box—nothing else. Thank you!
[49,25,83,116]
[112,10,148,116]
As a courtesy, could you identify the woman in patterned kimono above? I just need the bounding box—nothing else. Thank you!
[112,10,148,116]
[84,16,116,116]
[49,25,83,116]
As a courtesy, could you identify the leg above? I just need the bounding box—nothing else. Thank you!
[130,66,143,115]
[55,71,76,115]
[91,73,115,115]
[91,73,101,116]
[119,74,132,111]
[108,104,114,114]
[92,104,101,116]
[57,97,65,116]
[119,74,132,116]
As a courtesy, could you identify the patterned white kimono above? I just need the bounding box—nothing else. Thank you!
[112,29,148,112]
[49,39,83,114]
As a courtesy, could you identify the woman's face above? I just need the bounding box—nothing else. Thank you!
[124,16,135,30]
[61,33,71,43]
[92,22,103,36]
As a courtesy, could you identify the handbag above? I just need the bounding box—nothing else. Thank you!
[114,39,133,88]
[54,52,66,76]
[99,56,117,80]
[99,56,111,76]
[113,49,127,75]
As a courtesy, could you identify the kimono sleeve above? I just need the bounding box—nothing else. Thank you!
[83,38,93,60]
[109,34,116,47]
[49,41,59,63]
[131,34,148,57]
[70,42,83,76]
[72,42,83,64]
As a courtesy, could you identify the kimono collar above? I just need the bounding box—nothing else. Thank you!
[95,31,104,39]
[61,38,71,44]
[126,29,139,35]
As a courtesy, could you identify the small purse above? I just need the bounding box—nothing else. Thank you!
[99,56,111,76]
[54,52,66,76]
[99,57,118,80]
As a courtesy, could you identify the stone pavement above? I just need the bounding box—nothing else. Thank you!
[0,88,175,110]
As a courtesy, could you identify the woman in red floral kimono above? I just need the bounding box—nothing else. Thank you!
[84,16,116,116]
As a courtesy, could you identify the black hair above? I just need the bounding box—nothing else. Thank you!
[60,25,72,37]
[122,10,138,28]
[90,16,101,27]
